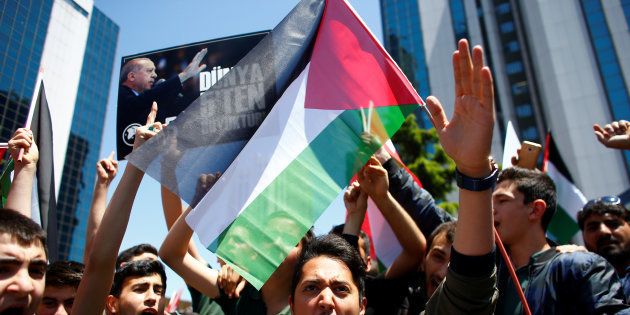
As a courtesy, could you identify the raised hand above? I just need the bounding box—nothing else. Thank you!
[8,128,38,169]
[133,102,162,150]
[179,48,208,83]
[96,151,118,185]
[425,39,495,177]
[218,263,246,298]
[593,120,630,150]
[357,156,389,200]
[343,181,368,216]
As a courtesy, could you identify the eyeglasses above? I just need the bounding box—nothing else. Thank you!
[584,195,621,209]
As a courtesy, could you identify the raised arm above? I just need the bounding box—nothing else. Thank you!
[426,39,495,256]
[161,185,205,262]
[159,206,221,298]
[424,39,497,314]
[83,152,118,263]
[73,102,162,314]
[342,181,368,236]
[5,128,39,217]
[359,156,426,279]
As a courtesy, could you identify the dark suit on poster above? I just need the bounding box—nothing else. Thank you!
[117,76,184,159]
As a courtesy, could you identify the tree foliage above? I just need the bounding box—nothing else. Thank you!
[392,114,458,215]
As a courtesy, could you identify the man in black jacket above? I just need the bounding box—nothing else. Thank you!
[117,48,207,158]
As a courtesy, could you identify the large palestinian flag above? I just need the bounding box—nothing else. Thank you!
[543,133,587,244]
[128,0,421,288]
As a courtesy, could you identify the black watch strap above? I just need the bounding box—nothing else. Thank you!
[455,167,499,191]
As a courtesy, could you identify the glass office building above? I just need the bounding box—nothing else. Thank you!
[379,0,630,199]
[0,0,118,261]
[0,0,53,142]
[57,7,118,261]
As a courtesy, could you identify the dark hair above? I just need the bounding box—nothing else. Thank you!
[116,243,158,270]
[291,234,366,302]
[46,260,84,288]
[0,209,47,257]
[427,221,457,253]
[110,260,167,297]
[498,167,557,231]
[330,224,370,257]
[577,202,630,230]
[120,58,152,82]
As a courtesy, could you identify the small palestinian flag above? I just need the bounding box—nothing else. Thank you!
[543,132,587,244]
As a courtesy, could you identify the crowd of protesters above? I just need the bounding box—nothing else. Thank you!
[2,39,630,315]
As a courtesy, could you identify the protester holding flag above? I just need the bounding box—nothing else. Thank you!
[73,102,165,314]
[374,146,454,242]
[342,158,426,313]
[160,195,314,315]
[6,128,38,217]
[161,183,245,314]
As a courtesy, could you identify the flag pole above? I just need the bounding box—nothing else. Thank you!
[17,79,42,162]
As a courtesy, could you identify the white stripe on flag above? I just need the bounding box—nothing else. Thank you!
[547,161,587,244]
[502,121,520,169]
[187,64,343,246]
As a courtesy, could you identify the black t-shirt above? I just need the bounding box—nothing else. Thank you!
[365,271,428,315]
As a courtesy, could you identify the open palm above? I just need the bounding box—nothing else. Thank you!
[426,39,495,177]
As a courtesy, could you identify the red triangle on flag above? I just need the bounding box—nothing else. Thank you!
[305,0,423,110]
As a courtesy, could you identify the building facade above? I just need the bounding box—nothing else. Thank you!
[380,0,630,199]
[0,0,118,261]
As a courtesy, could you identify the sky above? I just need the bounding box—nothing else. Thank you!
[93,0,383,301]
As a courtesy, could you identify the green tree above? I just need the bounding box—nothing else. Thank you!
[392,114,458,215]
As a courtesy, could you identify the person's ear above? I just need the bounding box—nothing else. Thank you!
[359,296,367,315]
[106,295,119,314]
[127,71,135,82]
[365,255,372,272]
[529,199,547,221]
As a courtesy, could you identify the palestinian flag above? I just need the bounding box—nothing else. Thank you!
[30,83,60,261]
[128,0,421,288]
[543,133,586,244]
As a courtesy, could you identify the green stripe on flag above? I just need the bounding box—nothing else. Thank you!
[212,104,418,289]
[547,205,579,244]
[0,159,13,208]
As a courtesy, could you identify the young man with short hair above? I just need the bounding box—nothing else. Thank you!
[0,209,48,314]
[105,260,167,315]
[494,167,628,313]
[290,234,367,315]
[578,196,630,298]
[37,261,84,315]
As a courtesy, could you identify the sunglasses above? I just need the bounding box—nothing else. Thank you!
[584,195,621,209]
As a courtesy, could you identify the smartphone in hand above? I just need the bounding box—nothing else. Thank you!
[516,141,542,170]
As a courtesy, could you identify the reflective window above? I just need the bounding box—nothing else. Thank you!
[515,104,533,117]
[506,61,523,75]
[500,21,515,33]
[496,3,511,15]
[521,126,538,140]
[450,0,469,41]
[381,0,431,128]
[580,0,630,172]
[505,40,520,53]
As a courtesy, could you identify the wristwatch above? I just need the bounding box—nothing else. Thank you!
[455,165,499,191]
